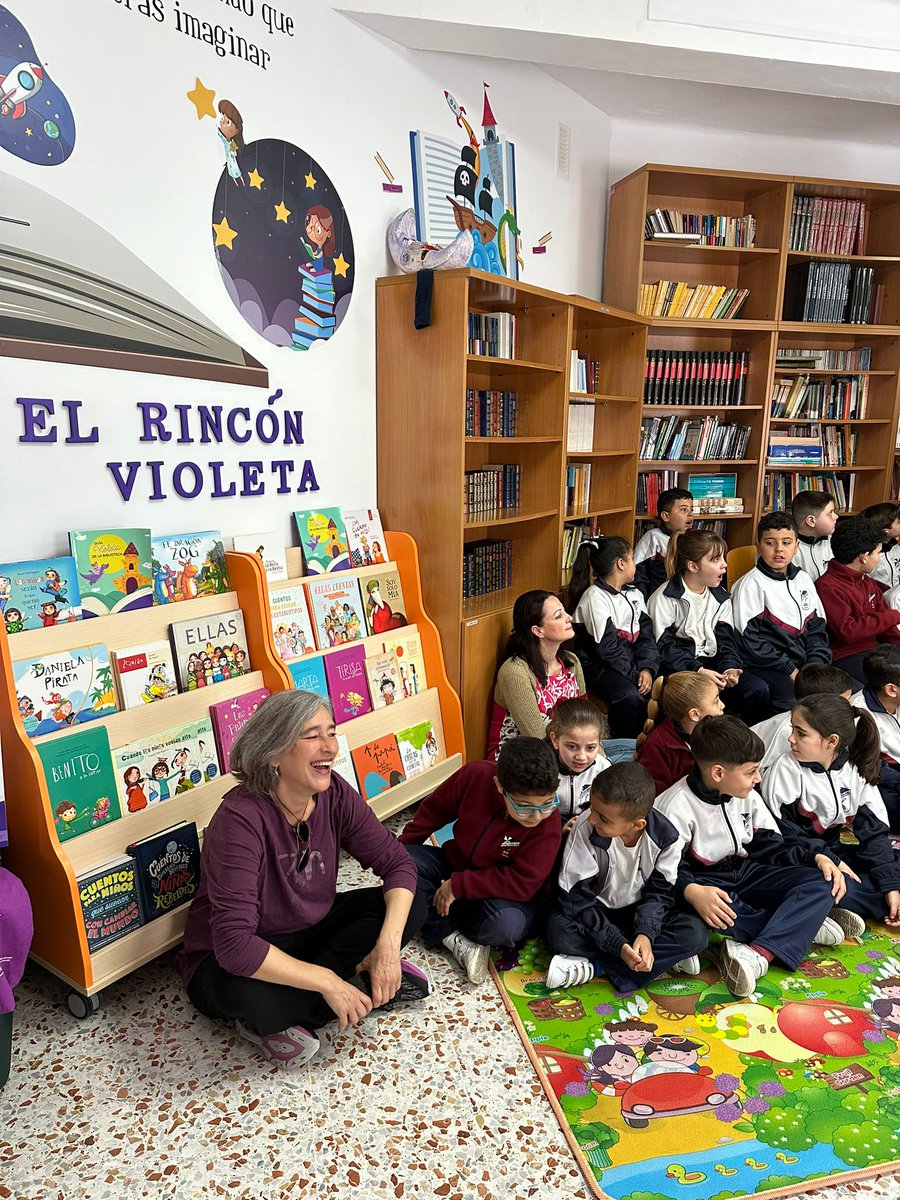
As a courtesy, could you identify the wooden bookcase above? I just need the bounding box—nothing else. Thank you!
[375,269,647,757]
[0,532,463,1009]
[604,165,900,526]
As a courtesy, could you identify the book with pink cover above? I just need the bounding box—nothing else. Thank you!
[209,688,271,774]
[324,645,371,724]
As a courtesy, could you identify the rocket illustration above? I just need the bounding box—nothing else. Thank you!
[0,62,43,119]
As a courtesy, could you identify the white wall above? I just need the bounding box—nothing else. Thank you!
[0,0,610,561]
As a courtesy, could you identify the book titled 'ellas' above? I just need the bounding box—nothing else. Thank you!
[168,609,252,690]
[127,821,201,922]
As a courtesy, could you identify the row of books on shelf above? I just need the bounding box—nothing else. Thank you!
[644,350,749,407]
[769,373,869,420]
[639,415,752,462]
[569,351,601,394]
[565,464,591,515]
[463,539,512,601]
[468,311,517,359]
[784,262,883,326]
[465,389,518,438]
[764,472,855,511]
[638,281,750,321]
[638,471,743,517]
[463,465,521,519]
[644,208,756,247]
[775,346,872,371]
[788,195,866,256]
[768,429,858,468]
[567,401,595,452]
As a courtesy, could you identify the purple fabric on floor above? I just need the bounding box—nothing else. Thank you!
[0,868,33,1014]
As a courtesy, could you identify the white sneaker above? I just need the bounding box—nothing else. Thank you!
[672,955,701,976]
[546,954,594,989]
[828,907,866,939]
[442,931,490,984]
[236,1021,320,1070]
[813,916,845,946]
[721,941,768,998]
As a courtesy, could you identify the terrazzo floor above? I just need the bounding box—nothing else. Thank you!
[2,809,899,1200]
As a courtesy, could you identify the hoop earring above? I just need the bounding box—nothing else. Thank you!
[271,764,280,780]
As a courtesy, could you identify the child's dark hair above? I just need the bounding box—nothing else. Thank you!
[794,663,855,700]
[590,761,655,820]
[658,487,693,521]
[863,645,900,692]
[792,490,834,529]
[567,536,632,611]
[691,715,764,768]
[588,1044,639,1084]
[665,528,727,580]
[496,736,560,795]
[861,502,900,538]
[830,516,883,565]
[606,1018,657,1034]
[503,589,571,686]
[872,976,900,991]
[547,697,604,741]
[757,510,796,540]
[792,694,881,785]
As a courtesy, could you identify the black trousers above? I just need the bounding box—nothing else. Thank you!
[186,887,427,1036]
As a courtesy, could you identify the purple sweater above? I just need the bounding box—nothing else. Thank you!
[176,774,417,987]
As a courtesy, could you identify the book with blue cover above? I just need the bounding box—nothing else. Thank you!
[126,821,201,922]
[0,555,82,633]
[287,654,328,699]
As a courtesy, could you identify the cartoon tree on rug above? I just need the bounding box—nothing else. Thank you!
[570,1122,619,1169]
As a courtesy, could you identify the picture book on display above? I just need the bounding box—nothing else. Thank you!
[365,651,400,709]
[209,688,270,774]
[324,645,372,724]
[270,584,316,661]
[127,821,201,922]
[77,855,143,952]
[0,555,82,633]
[114,716,219,813]
[231,532,287,582]
[13,644,118,739]
[68,527,153,617]
[287,654,328,699]
[344,508,387,568]
[294,507,350,574]
[113,641,179,709]
[37,725,122,842]
[168,609,251,690]
[333,732,359,791]
[395,721,439,780]
[151,531,231,603]
[351,735,406,803]
[357,565,408,636]
[305,576,366,649]
[378,628,426,699]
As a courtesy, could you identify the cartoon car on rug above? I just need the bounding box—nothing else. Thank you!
[620,1068,742,1129]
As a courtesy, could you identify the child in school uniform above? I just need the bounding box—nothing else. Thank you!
[546,697,611,826]
[399,738,561,985]
[648,529,768,721]
[815,516,900,685]
[568,537,660,739]
[633,487,694,600]
[731,511,832,714]
[546,762,709,991]
[761,694,900,933]
[861,502,900,591]
[656,715,846,998]
[636,671,723,795]
[792,490,837,582]
[853,646,900,830]
[752,663,854,776]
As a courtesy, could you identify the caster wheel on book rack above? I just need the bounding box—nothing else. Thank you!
[67,991,100,1020]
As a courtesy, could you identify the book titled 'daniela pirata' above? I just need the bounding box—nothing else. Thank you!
[168,609,251,691]
[13,644,118,739]
[127,821,201,922]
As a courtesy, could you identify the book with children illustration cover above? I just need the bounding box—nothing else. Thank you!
[395,721,439,780]
[114,716,219,813]
[304,576,366,650]
[113,641,179,709]
[378,627,427,699]
[287,654,328,699]
[0,555,83,634]
[168,608,252,691]
[344,508,387,569]
[13,644,119,739]
[151,531,231,604]
[270,583,316,661]
[365,650,400,710]
[294,507,351,575]
[231,532,288,582]
[324,645,372,724]
[333,732,359,792]
[37,725,122,842]
[350,735,406,802]
[77,854,143,952]
[127,821,201,923]
[68,527,153,618]
[357,565,408,637]
[209,688,270,775]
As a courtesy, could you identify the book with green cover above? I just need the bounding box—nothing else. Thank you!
[37,725,122,842]
[68,527,153,617]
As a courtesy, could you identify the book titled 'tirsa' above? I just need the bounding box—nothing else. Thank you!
[324,645,371,724]
[77,855,143,952]
[127,821,201,922]
[168,608,252,691]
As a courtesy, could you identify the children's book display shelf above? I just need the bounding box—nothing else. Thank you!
[0,531,463,1015]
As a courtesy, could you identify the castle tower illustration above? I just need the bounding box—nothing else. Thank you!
[116,542,141,595]
[482,82,504,206]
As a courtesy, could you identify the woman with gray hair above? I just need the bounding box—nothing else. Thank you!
[176,690,429,1070]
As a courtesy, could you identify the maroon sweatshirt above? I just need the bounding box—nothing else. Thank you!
[815,560,900,659]
[399,759,561,902]
[637,718,695,796]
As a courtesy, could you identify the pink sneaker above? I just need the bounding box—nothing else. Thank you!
[236,1021,320,1070]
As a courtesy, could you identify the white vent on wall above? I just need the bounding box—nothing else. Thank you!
[556,122,571,180]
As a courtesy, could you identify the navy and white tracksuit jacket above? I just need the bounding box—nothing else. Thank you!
[731,559,831,673]
[872,541,900,591]
[633,527,671,600]
[851,688,900,769]
[794,534,833,582]
[572,579,660,682]
[648,574,742,674]
[555,755,612,823]
[751,711,792,776]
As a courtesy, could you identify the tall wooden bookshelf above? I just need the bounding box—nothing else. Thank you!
[604,165,900,528]
[375,269,647,757]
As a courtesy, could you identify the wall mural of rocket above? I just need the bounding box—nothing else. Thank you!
[0,4,75,165]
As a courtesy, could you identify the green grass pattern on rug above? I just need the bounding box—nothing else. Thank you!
[491,924,900,1200]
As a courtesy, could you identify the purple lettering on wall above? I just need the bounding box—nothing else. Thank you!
[60,400,100,444]
[17,398,58,443]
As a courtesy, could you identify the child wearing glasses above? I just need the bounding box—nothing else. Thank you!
[546,762,708,990]
[399,737,562,984]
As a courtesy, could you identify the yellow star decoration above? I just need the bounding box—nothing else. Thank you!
[187,77,216,120]
[212,217,238,249]
[333,253,350,278]
[304,171,317,189]
[25,126,32,136]
[248,168,264,190]
[274,200,291,223]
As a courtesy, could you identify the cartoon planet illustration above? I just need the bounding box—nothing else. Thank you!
[43,117,58,138]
